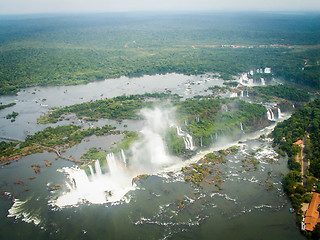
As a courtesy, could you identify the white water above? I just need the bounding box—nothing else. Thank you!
[240,122,245,133]
[277,108,282,119]
[176,126,194,150]
[121,149,127,167]
[267,108,275,121]
[94,160,102,176]
[55,107,181,207]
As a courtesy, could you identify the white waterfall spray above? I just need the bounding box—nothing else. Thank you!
[277,108,282,119]
[120,149,127,167]
[240,122,245,133]
[55,107,182,208]
[267,108,275,121]
[176,126,194,150]
[94,160,102,176]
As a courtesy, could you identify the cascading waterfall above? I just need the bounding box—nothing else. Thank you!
[230,92,238,98]
[120,149,127,167]
[176,126,194,150]
[200,137,203,147]
[277,108,282,119]
[106,152,119,174]
[95,160,102,176]
[240,122,245,133]
[240,91,244,97]
[88,165,94,176]
[267,108,275,121]
[261,78,266,85]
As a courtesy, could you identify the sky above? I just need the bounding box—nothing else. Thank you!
[0,0,319,15]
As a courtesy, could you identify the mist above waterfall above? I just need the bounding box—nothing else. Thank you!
[55,106,183,207]
[129,107,179,173]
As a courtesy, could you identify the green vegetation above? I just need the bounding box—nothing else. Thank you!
[182,151,226,189]
[81,147,106,162]
[38,93,180,124]
[0,102,16,110]
[165,127,185,155]
[6,111,19,122]
[0,13,319,95]
[253,84,310,102]
[176,98,267,146]
[272,99,320,228]
[0,124,117,163]
[110,131,139,152]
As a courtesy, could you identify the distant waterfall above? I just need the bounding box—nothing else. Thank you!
[230,92,238,98]
[261,78,266,85]
[94,160,102,176]
[200,137,203,147]
[120,149,127,167]
[88,165,94,176]
[106,153,119,175]
[240,91,244,97]
[277,108,282,119]
[240,122,245,133]
[267,107,282,121]
[267,108,275,121]
[176,126,194,150]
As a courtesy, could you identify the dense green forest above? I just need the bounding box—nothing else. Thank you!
[0,12,319,95]
[272,99,320,233]
[252,84,310,102]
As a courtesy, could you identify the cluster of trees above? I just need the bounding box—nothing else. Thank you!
[175,98,267,147]
[272,99,320,226]
[38,93,179,124]
[5,111,19,122]
[0,102,16,110]
[253,84,310,102]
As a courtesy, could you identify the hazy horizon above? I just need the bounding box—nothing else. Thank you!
[0,0,319,15]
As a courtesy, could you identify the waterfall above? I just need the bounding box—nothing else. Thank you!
[94,160,102,176]
[187,134,194,150]
[177,126,194,150]
[240,91,244,97]
[106,153,119,175]
[277,108,282,119]
[246,91,249,97]
[293,104,295,108]
[120,149,127,167]
[88,165,94,176]
[240,122,245,133]
[195,116,200,122]
[230,92,238,98]
[176,126,184,136]
[261,78,266,85]
[184,120,187,126]
[67,169,90,191]
[267,108,275,121]
[200,137,203,147]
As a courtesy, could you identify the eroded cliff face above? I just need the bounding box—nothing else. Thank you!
[249,113,271,132]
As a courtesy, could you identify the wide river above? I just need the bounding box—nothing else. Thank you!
[0,73,304,239]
